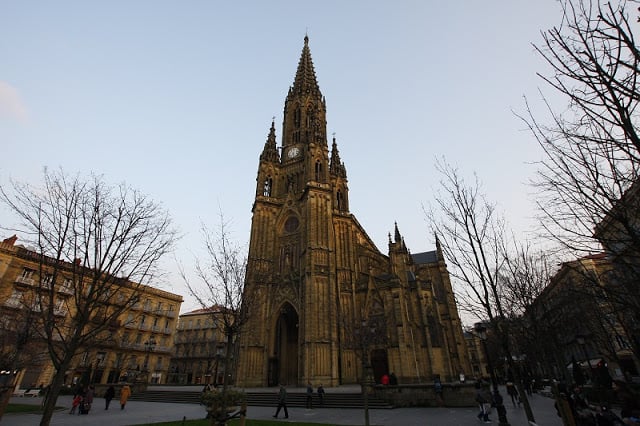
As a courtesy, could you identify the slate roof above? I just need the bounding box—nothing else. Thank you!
[411,250,438,265]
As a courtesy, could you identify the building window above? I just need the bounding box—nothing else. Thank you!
[315,160,323,182]
[5,289,23,307]
[42,273,54,287]
[62,277,73,290]
[263,177,273,197]
[20,268,35,279]
[284,216,299,233]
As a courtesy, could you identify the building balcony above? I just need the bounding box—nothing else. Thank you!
[58,285,74,295]
[53,307,68,317]
[15,276,35,286]
[3,298,23,309]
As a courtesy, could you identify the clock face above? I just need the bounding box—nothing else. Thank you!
[287,146,300,159]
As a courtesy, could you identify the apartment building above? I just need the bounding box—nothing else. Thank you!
[0,235,183,388]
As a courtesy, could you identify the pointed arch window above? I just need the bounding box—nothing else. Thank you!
[315,160,323,182]
[263,176,273,197]
[337,190,344,211]
[294,105,301,128]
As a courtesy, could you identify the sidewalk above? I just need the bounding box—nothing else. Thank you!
[4,390,562,425]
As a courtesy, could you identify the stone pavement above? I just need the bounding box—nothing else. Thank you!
[4,388,563,425]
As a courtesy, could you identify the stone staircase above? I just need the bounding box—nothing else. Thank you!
[128,389,393,409]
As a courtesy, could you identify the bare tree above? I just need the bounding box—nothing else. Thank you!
[0,302,41,421]
[520,0,640,361]
[0,168,177,426]
[340,312,387,426]
[427,159,536,424]
[180,210,252,425]
[500,247,561,381]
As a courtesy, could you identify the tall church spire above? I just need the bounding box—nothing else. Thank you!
[282,36,327,149]
[290,35,321,98]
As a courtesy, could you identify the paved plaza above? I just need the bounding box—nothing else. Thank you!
[4,387,563,426]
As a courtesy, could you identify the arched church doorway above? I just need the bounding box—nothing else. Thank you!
[272,303,299,386]
[371,349,389,384]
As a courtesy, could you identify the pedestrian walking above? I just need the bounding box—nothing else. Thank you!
[104,385,115,410]
[306,382,314,408]
[475,382,492,423]
[81,385,94,414]
[434,377,444,406]
[69,394,82,414]
[120,384,131,410]
[317,384,325,406]
[506,382,520,406]
[273,384,289,419]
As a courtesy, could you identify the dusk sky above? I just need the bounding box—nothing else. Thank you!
[1,1,566,314]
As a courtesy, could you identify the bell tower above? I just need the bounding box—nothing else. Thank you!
[240,36,347,387]
[237,36,470,388]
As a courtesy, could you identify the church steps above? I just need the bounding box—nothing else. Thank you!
[128,390,393,409]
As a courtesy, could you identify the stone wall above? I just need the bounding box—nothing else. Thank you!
[373,382,477,408]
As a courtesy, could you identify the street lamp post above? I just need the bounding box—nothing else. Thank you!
[576,334,593,383]
[474,322,510,426]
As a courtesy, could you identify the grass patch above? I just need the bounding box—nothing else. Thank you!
[134,419,338,426]
[6,403,65,414]
[6,403,43,414]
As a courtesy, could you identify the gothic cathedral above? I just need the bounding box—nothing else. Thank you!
[236,37,470,387]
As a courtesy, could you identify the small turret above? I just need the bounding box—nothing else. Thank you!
[435,233,445,262]
[260,121,280,163]
[330,137,347,177]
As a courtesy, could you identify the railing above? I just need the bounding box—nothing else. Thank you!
[4,298,22,308]
[15,276,35,286]
[58,285,74,295]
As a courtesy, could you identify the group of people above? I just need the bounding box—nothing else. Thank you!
[272,382,326,419]
[69,385,94,415]
[380,372,398,386]
[556,381,640,426]
[69,384,131,415]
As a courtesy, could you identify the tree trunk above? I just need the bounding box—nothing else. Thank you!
[39,357,73,426]
[0,371,19,422]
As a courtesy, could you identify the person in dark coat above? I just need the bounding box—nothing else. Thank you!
[273,384,289,419]
[389,372,398,385]
[506,382,520,406]
[317,384,325,407]
[104,385,115,410]
[306,382,314,409]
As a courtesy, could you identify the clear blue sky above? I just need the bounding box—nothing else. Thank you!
[1,1,564,313]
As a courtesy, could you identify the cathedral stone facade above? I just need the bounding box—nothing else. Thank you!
[236,37,470,387]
